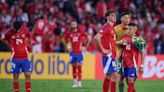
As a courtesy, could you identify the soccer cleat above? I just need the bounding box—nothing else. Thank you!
[72,79,77,88]
[77,81,82,88]
[72,84,78,88]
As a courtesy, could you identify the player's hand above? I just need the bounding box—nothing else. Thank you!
[139,66,144,74]
[122,39,127,45]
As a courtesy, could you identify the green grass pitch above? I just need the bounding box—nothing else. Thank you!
[0,79,164,92]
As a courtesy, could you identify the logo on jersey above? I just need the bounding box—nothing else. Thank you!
[131,73,135,76]
[21,34,25,38]
[16,39,23,45]
[99,30,103,33]
[11,36,15,39]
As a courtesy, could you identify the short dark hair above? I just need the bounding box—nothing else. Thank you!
[120,11,131,17]
[105,10,116,18]
[13,21,21,30]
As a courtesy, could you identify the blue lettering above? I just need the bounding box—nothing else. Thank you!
[35,59,44,75]
[0,59,4,74]
[30,55,34,72]
[67,62,70,74]
[5,59,11,74]
[57,56,65,75]
[48,56,51,74]
[52,56,55,74]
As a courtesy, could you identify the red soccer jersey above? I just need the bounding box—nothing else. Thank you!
[99,23,116,58]
[4,27,31,60]
[122,35,138,68]
[65,31,87,53]
[33,19,47,36]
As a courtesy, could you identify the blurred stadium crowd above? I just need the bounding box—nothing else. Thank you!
[0,0,164,54]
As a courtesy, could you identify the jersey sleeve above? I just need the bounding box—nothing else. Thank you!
[99,27,108,36]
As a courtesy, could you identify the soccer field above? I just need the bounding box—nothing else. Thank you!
[0,79,163,92]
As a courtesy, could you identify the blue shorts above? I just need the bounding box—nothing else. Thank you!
[69,52,83,64]
[123,68,137,78]
[11,59,32,74]
[102,55,117,74]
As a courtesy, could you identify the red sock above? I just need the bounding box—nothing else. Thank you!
[103,78,110,92]
[25,81,31,92]
[132,88,136,92]
[72,66,77,79]
[110,81,116,92]
[128,83,134,92]
[13,82,19,92]
[77,64,82,81]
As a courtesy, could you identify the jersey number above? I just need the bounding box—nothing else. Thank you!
[16,39,23,45]
[126,44,131,50]
[73,37,78,42]
[38,21,44,29]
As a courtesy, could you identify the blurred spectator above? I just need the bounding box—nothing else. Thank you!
[0,33,10,51]
[154,33,164,54]
[0,0,163,54]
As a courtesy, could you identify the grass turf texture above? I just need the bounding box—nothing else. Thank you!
[0,79,163,92]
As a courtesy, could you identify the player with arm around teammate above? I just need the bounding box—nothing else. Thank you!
[118,23,144,92]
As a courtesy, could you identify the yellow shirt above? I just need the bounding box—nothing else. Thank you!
[114,24,137,51]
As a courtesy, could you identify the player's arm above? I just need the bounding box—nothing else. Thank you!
[82,32,91,51]
[116,39,124,45]
[94,32,110,54]
[63,32,71,52]
[139,50,144,74]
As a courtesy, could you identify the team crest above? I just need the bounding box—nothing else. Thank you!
[11,36,15,39]
[21,34,25,38]
[99,30,103,33]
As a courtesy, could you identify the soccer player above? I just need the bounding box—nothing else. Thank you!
[119,23,144,92]
[94,10,117,92]
[114,11,140,92]
[64,21,89,88]
[4,21,31,92]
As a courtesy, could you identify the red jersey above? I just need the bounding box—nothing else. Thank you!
[99,23,116,58]
[33,19,47,36]
[4,28,31,60]
[65,31,87,53]
[122,35,138,68]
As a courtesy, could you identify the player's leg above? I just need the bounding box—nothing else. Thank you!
[116,49,124,92]
[103,74,111,92]
[72,62,78,88]
[70,52,78,88]
[24,73,31,92]
[125,68,137,92]
[22,59,32,92]
[118,59,124,92]
[118,75,124,92]
[109,59,118,92]
[11,59,21,92]
[76,53,83,87]
[13,74,19,92]
[102,55,112,92]
[127,77,135,92]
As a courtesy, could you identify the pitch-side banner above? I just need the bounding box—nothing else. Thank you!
[95,54,164,80]
[0,53,95,79]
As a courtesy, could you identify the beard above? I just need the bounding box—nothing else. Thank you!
[71,27,76,30]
